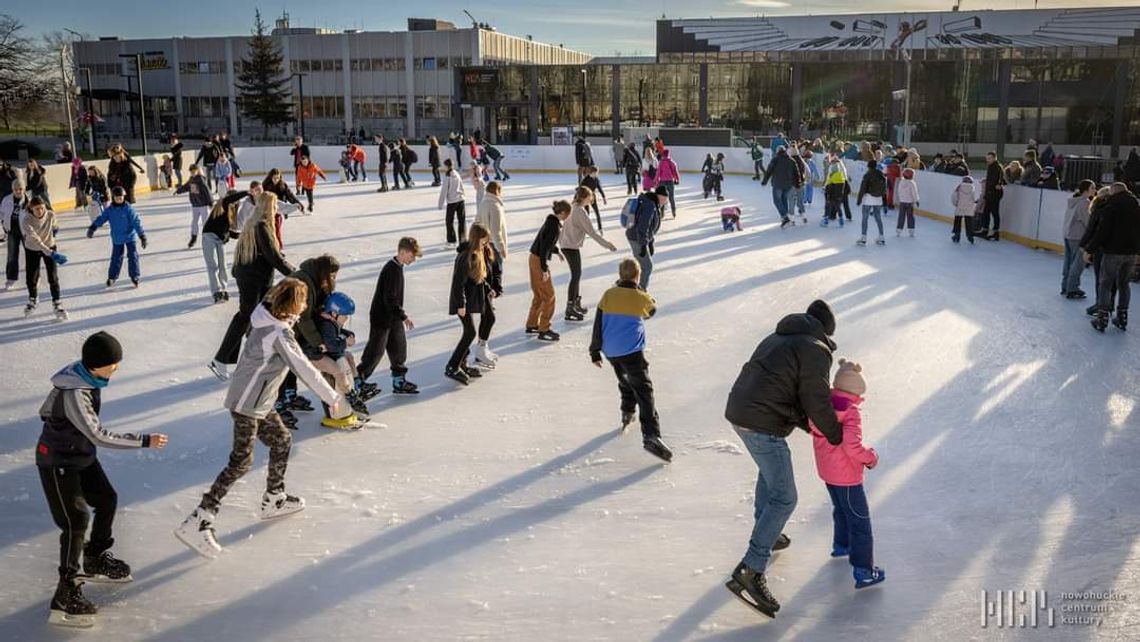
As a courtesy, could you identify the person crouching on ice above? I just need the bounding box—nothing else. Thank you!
[176,277,354,559]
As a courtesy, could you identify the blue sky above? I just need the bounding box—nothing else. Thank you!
[17,0,1140,54]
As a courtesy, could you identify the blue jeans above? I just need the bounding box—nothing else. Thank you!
[734,428,797,572]
[826,483,874,570]
[109,242,140,280]
[804,181,814,204]
[793,186,806,214]
[493,157,509,179]
[861,205,884,236]
[628,240,653,290]
[660,180,676,216]
[1062,239,1085,294]
[772,187,791,220]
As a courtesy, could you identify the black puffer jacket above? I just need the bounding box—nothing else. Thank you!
[762,152,802,191]
[448,242,502,315]
[1083,190,1140,255]
[725,314,843,445]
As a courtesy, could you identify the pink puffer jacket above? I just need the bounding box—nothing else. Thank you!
[656,150,681,184]
[809,390,878,486]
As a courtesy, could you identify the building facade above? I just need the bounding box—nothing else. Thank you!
[458,7,1140,156]
[71,16,590,142]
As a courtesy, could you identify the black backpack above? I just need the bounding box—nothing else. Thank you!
[407,148,419,163]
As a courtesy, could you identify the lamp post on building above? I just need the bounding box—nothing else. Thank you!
[580,68,587,138]
[119,53,148,155]
[291,72,307,139]
[59,46,76,155]
[78,67,96,155]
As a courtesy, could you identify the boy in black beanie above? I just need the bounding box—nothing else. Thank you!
[36,331,168,628]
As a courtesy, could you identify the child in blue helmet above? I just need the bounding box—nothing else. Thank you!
[306,291,369,424]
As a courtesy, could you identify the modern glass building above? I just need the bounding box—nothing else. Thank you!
[458,7,1140,157]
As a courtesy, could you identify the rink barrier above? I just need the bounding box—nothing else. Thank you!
[34,146,1067,253]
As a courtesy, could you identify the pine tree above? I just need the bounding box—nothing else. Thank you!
[235,10,291,137]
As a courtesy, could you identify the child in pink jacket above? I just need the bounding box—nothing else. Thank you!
[809,359,885,589]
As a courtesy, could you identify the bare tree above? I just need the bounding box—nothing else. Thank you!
[0,14,39,129]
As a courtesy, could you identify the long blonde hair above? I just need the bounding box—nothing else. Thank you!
[573,185,594,205]
[234,192,279,265]
[465,224,490,283]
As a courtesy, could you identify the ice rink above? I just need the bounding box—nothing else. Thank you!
[1,171,1137,641]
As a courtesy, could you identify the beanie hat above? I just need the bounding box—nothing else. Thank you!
[654,185,669,197]
[833,358,867,396]
[82,331,123,370]
[806,299,836,336]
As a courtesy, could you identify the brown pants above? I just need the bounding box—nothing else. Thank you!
[527,253,556,332]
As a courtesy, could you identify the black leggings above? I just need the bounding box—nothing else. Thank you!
[589,203,603,231]
[215,274,272,364]
[478,304,496,342]
[301,187,314,211]
[26,249,61,303]
[447,313,477,371]
[431,165,441,184]
[39,461,117,580]
[625,166,639,194]
[563,248,582,303]
[446,201,467,244]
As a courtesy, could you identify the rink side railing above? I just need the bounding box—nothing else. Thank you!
[34,145,1070,253]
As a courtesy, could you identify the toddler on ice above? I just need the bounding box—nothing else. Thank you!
[809,358,885,589]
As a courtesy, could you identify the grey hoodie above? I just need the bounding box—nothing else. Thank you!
[1063,194,1091,241]
[224,304,344,419]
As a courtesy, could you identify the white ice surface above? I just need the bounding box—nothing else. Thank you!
[0,172,1138,642]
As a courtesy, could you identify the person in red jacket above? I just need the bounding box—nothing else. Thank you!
[295,157,328,213]
[350,145,367,182]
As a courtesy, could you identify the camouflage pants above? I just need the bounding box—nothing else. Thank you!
[200,412,292,514]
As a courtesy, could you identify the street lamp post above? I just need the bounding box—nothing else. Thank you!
[59,46,76,154]
[580,68,587,138]
[79,67,95,155]
[119,53,148,155]
[291,72,307,139]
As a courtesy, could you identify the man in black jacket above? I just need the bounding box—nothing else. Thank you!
[723,300,844,618]
[374,135,389,192]
[761,146,802,227]
[575,137,594,183]
[1086,183,1140,332]
[195,138,221,193]
[978,152,1005,240]
[359,237,421,395]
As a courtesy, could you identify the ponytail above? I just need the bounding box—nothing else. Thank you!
[552,200,571,215]
[1074,179,1095,197]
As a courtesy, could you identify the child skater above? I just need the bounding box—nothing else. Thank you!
[176,278,354,559]
[579,166,608,232]
[359,237,422,396]
[36,331,168,628]
[295,156,328,214]
[21,196,69,320]
[809,359,885,589]
[894,167,919,237]
[562,186,617,321]
[821,161,846,228]
[445,224,501,384]
[589,258,672,462]
[305,291,371,422]
[175,164,214,249]
[950,175,977,244]
[86,187,147,288]
[526,201,571,342]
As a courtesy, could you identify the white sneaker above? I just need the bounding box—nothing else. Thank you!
[208,360,230,382]
[260,491,305,520]
[174,508,221,559]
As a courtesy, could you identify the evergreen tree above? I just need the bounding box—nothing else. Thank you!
[235,10,291,137]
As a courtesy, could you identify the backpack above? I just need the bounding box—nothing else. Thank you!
[407,149,419,163]
[619,197,641,229]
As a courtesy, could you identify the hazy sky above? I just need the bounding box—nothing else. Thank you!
[16,0,1140,55]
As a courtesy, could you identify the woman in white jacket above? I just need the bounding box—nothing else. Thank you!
[561,186,617,321]
[472,181,508,364]
[437,159,467,248]
[950,176,977,245]
[894,167,920,237]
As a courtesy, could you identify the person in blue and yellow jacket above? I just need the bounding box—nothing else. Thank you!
[588,258,672,463]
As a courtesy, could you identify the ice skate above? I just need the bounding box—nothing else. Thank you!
[780,218,793,229]
[461,364,483,379]
[475,342,498,369]
[820,218,829,228]
[282,389,314,412]
[856,236,867,246]
[83,550,133,583]
[347,390,370,415]
[909,229,915,238]
[106,278,115,287]
[1092,309,1110,332]
[854,566,887,589]
[260,491,305,519]
[53,302,68,321]
[356,380,382,401]
[573,296,588,316]
[321,413,367,430]
[620,411,635,432]
[1065,290,1087,300]
[207,360,231,382]
[187,234,197,249]
[221,291,230,301]
[876,236,886,246]
[24,300,36,317]
[800,215,808,225]
[896,229,902,237]
[3,279,13,291]
[564,302,584,322]
[391,376,420,395]
[212,291,224,304]
[174,507,221,559]
[830,544,849,558]
[277,407,299,430]
[642,436,673,463]
[131,278,140,288]
[536,329,561,342]
[48,577,97,628]
[444,367,470,386]
[1113,309,1128,331]
[951,234,960,244]
[725,562,779,619]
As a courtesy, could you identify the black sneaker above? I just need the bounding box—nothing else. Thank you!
[445,367,470,386]
[83,550,132,583]
[49,577,97,628]
[725,562,779,618]
[536,330,561,342]
[642,436,673,462]
[772,533,791,551]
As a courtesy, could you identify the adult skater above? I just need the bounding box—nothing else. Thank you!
[359,237,422,396]
[26,159,50,204]
[169,134,184,187]
[526,201,571,341]
[195,137,221,193]
[1087,183,1140,332]
[176,278,353,559]
[723,300,844,619]
[622,143,641,196]
[438,159,467,248]
[762,146,801,228]
[575,136,594,183]
[448,133,464,169]
[855,159,887,247]
[445,224,501,384]
[374,134,390,193]
[199,193,240,303]
[106,145,140,204]
[655,149,681,219]
[399,139,417,187]
[390,142,406,190]
[2,181,31,290]
[428,136,442,186]
[86,187,147,289]
[612,137,625,175]
[486,141,509,181]
[472,182,508,364]
[563,186,617,321]
[36,331,168,628]
[978,152,1006,241]
[350,144,367,182]
[1061,180,1095,299]
[625,186,667,291]
[295,156,328,214]
[262,169,304,218]
[21,196,69,319]
[174,164,214,249]
[209,193,296,383]
[278,254,345,424]
[289,136,310,183]
[589,258,672,462]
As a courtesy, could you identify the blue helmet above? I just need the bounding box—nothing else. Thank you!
[324,291,356,316]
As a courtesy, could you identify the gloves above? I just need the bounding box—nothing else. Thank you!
[638,245,647,258]
[51,252,68,266]
[139,234,148,249]
[52,226,60,237]
[648,241,655,257]
[86,227,95,239]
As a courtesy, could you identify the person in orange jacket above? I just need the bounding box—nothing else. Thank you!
[295,157,328,214]
[350,145,367,182]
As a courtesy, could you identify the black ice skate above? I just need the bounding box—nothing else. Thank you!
[260,491,305,520]
[536,330,561,342]
[1092,309,1109,333]
[461,364,483,379]
[281,389,314,412]
[445,367,470,386]
[564,302,584,322]
[357,381,382,401]
[347,391,370,415]
[725,562,779,619]
[1113,309,1128,331]
[573,296,588,316]
[48,577,97,628]
[391,378,420,394]
[642,436,673,463]
[83,550,133,583]
[620,411,635,432]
